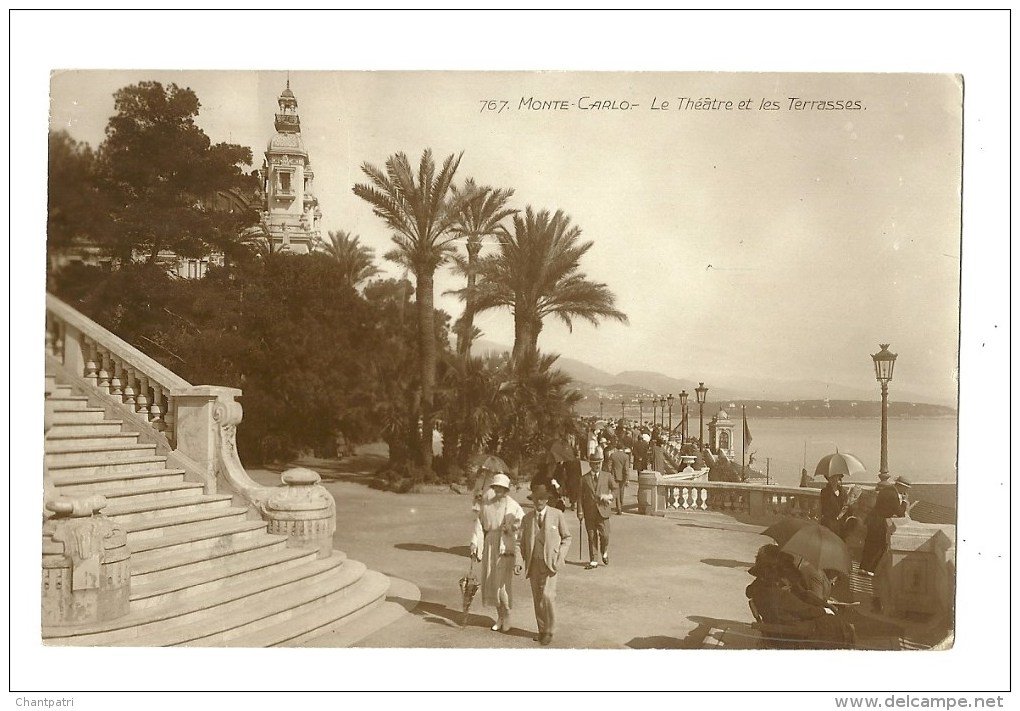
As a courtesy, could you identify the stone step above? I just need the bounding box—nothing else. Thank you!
[216,569,391,648]
[130,534,290,587]
[46,421,126,438]
[46,385,75,399]
[129,545,321,611]
[124,506,249,543]
[104,494,235,526]
[44,395,90,410]
[47,461,183,487]
[57,480,205,507]
[47,408,108,424]
[45,374,58,393]
[45,443,157,466]
[127,519,271,565]
[45,432,141,451]
[45,553,353,646]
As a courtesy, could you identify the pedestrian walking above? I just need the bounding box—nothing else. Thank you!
[469,473,524,632]
[578,453,615,569]
[607,442,631,515]
[520,484,572,646]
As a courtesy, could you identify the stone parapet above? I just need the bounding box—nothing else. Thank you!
[42,494,131,626]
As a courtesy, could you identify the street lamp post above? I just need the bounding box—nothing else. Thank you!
[599,398,604,419]
[679,390,689,443]
[695,382,708,448]
[652,397,659,428]
[871,343,898,481]
[620,398,625,420]
[638,399,644,426]
[667,393,674,433]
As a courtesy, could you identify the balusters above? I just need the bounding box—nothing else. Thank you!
[109,361,123,399]
[679,486,690,511]
[149,383,166,432]
[45,318,56,357]
[162,390,175,442]
[83,340,99,386]
[97,350,111,392]
[135,374,150,419]
[122,368,137,409]
[53,322,65,361]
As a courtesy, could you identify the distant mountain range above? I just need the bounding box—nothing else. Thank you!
[471,339,954,409]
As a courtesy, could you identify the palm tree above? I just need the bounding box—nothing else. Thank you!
[449,179,515,356]
[320,230,381,287]
[353,149,463,472]
[467,207,629,361]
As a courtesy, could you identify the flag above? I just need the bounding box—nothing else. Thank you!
[743,407,753,446]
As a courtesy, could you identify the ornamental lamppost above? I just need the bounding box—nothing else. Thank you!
[667,393,674,433]
[638,399,644,425]
[871,343,898,481]
[599,398,604,419]
[695,382,708,448]
[620,398,626,420]
[651,397,659,427]
[679,390,689,442]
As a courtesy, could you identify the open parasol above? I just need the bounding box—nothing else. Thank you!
[814,452,867,481]
[458,560,480,627]
[538,440,576,465]
[470,453,510,475]
[762,518,852,575]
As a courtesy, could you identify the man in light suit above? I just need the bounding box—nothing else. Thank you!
[607,441,631,515]
[520,484,573,646]
[579,453,616,569]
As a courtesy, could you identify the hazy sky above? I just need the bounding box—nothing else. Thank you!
[49,69,961,403]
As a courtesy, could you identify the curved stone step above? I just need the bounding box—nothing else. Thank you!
[47,457,177,480]
[46,443,156,466]
[128,518,276,565]
[46,421,126,438]
[124,506,249,543]
[46,432,141,451]
[130,533,291,586]
[222,569,392,648]
[44,553,356,646]
[48,408,108,424]
[104,493,234,525]
[58,480,205,507]
[130,545,322,611]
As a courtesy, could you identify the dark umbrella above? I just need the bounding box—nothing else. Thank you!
[814,452,867,481]
[762,518,852,575]
[539,440,576,464]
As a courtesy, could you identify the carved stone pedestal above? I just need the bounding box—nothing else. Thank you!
[263,467,336,558]
[887,519,953,618]
[42,495,130,626]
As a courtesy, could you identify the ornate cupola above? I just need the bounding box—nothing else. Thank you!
[260,79,322,254]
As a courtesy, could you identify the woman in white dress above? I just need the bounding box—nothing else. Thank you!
[469,473,524,632]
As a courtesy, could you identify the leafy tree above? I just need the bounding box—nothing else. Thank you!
[448,179,515,356]
[320,230,382,287]
[353,149,464,473]
[97,81,260,264]
[47,131,106,266]
[464,207,629,361]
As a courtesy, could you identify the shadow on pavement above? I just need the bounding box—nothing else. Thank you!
[701,557,752,569]
[684,615,759,649]
[395,542,471,558]
[626,635,687,649]
[412,601,535,639]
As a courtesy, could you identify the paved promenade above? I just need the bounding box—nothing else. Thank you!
[248,453,945,651]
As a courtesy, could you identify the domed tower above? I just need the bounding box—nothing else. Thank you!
[260,80,322,254]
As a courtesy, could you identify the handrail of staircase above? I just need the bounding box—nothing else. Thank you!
[44,293,270,509]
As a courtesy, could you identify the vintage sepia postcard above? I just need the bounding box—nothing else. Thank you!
[12,9,1010,704]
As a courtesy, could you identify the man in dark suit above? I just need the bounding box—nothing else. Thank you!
[578,454,616,569]
[520,484,573,646]
[607,441,631,515]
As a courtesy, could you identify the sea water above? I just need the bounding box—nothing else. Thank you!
[731,417,958,487]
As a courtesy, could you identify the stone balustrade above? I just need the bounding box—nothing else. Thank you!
[656,479,822,522]
[46,294,192,447]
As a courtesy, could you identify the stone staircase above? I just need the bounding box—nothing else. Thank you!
[43,375,391,647]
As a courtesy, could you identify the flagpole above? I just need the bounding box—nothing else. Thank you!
[742,406,747,482]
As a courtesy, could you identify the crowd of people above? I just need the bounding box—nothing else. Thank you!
[463,416,911,648]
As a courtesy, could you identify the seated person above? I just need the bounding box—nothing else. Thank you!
[746,544,854,649]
